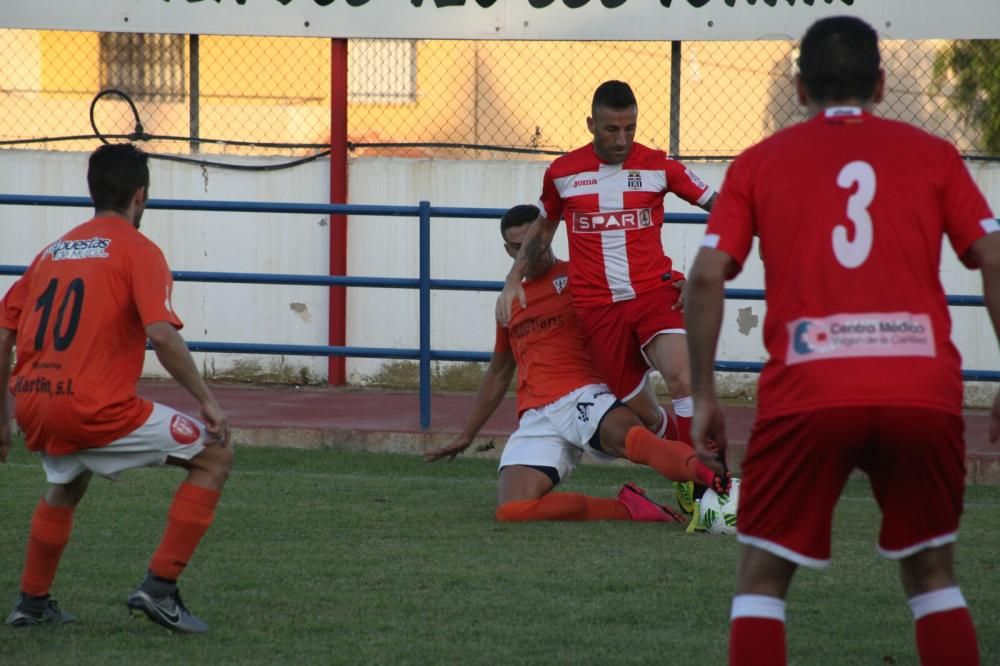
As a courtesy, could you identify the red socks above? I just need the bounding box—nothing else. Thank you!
[20,499,75,597]
[624,425,716,486]
[149,482,221,581]
[496,493,630,522]
[729,588,979,666]
[910,588,979,665]
[730,594,787,666]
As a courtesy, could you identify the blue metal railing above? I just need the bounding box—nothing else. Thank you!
[1,193,996,429]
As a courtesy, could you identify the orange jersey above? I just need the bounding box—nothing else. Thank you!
[495,260,606,415]
[0,216,183,455]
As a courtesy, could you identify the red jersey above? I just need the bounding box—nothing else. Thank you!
[705,107,997,419]
[537,142,713,307]
[0,216,184,455]
[494,260,606,415]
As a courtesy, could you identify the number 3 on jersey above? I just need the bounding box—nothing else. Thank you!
[34,277,85,351]
[833,160,876,269]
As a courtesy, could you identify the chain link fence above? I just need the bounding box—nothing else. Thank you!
[0,30,996,163]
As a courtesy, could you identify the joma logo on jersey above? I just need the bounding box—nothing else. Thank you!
[572,208,653,233]
[572,178,598,188]
[627,171,642,189]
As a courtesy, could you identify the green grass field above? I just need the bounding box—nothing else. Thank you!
[1,441,998,665]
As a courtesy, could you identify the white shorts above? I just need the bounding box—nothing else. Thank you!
[41,403,208,484]
[498,384,621,484]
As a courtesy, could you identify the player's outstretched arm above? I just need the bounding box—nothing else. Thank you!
[684,246,735,473]
[0,327,14,463]
[967,231,1000,442]
[146,321,230,447]
[424,350,516,462]
[496,214,559,326]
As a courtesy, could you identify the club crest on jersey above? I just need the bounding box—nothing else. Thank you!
[552,276,568,294]
[169,414,201,445]
[572,207,653,233]
[627,171,643,189]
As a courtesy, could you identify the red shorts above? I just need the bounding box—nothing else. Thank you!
[738,406,966,568]
[575,281,685,400]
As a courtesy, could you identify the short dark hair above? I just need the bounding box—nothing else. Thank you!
[592,80,637,116]
[798,16,881,104]
[87,143,150,212]
[500,204,540,239]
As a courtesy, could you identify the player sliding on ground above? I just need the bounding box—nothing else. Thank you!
[425,204,729,524]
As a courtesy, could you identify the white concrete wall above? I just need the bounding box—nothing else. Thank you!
[1,150,998,403]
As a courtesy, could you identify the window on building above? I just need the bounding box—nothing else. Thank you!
[349,39,417,103]
[99,33,187,101]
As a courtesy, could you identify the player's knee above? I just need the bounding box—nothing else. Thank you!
[194,444,234,482]
[899,547,956,596]
[662,370,690,395]
[46,471,92,507]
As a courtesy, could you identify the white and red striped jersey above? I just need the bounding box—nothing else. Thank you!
[538,142,714,307]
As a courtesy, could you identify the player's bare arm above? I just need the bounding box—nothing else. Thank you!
[496,214,558,326]
[146,321,230,447]
[0,327,14,463]
[966,231,1000,442]
[425,350,516,462]
[684,246,736,473]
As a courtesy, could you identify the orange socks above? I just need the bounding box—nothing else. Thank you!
[496,493,630,522]
[20,499,75,597]
[624,425,715,486]
[149,482,221,581]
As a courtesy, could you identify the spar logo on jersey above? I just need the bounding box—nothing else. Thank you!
[627,171,643,189]
[552,276,568,294]
[169,414,201,445]
[791,321,834,357]
[572,208,653,233]
[45,237,111,261]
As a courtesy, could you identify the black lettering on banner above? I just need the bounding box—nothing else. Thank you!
[410,0,498,6]
[33,278,85,352]
[162,0,853,7]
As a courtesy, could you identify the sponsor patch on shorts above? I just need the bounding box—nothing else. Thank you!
[170,414,201,445]
[786,312,935,365]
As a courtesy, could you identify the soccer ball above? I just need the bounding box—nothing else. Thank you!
[698,478,740,536]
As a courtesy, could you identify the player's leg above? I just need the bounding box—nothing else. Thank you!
[641,332,693,442]
[494,413,630,521]
[592,403,722,490]
[66,402,230,633]
[5,463,91,627]
[730,409,863,666]
[899,545,978,665]
[495,399,676,523]
[574,300,665,433]
[730,545,797,666]
[130,408,233,634]
[863,407,978,665]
